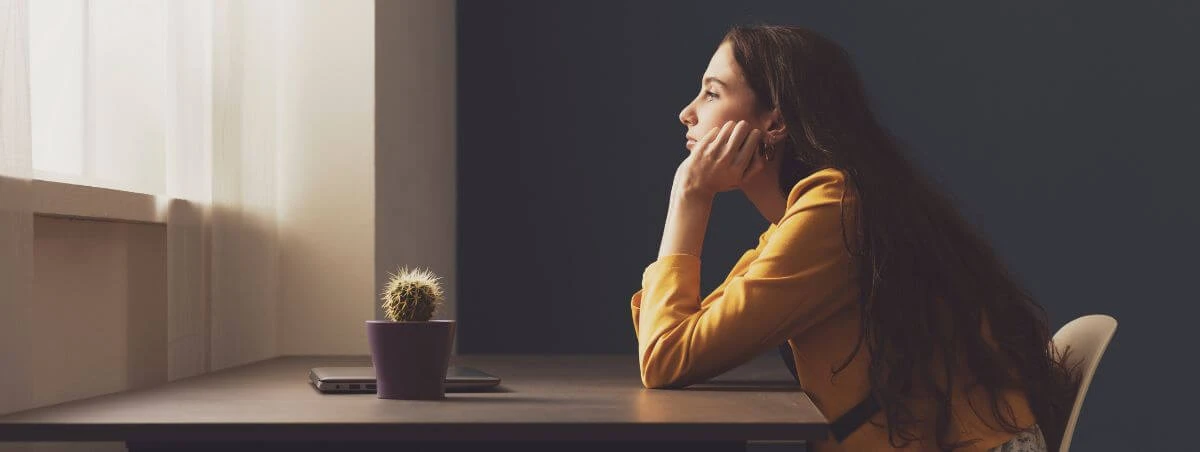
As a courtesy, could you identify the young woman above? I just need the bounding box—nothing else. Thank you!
[630,25,1078,452]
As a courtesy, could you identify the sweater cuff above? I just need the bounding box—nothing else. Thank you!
[642,254,701,288]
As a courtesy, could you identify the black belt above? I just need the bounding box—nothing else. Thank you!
[777,344,880,442]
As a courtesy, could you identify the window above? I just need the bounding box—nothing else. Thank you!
[30,0,176,196]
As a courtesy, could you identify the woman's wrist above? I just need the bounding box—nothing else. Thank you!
[670,178,717,201]
[674,185,716,203]
[657,188,715,259]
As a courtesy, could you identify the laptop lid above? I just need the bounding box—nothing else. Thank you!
[308,366,501,393]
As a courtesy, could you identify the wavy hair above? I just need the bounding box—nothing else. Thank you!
[723,24,1080,451]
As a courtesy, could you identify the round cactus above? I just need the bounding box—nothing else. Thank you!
[380,266,444,322]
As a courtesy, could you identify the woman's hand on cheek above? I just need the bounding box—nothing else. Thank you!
[672,120,763,198]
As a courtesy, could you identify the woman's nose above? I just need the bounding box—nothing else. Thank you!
[679,104,695,127]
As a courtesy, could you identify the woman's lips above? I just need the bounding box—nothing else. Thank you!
[686,139,697,150]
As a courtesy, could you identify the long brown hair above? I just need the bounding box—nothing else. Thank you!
[723,24,1080,451]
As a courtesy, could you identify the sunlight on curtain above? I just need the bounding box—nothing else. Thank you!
[163,0,214,382]
[206,0,280,371]
[10,1,376,418]
[29,0,218,385]
[22,0,285,383]
[30,0,168,196]
[0,0,36,418]
[28,0,82,177]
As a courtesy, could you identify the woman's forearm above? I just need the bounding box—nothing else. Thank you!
[657,187,715,259]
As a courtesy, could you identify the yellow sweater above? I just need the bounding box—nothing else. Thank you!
[631,168,1036,451]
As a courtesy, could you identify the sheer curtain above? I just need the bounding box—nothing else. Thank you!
[29,0,167,195]
[25,0,281,380]
[1,0,287,418]
[1,0,381,421]
[206,0,280,371]
[114,0,284,377]
[0,0,36,417]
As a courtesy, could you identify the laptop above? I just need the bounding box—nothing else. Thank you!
[308,366,501,393]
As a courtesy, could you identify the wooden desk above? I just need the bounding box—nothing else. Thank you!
[0,354,827,448]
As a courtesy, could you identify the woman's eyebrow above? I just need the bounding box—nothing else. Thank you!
[703,76,727,87]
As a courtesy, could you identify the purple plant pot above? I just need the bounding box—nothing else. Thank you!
[366,320,456,400]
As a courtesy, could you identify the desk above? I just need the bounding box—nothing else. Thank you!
[0,354,827,450]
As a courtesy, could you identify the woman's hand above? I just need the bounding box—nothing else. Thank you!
[672,120,765,198]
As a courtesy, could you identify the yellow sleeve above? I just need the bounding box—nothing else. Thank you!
[634,173,856,389]
[630,225,774,341]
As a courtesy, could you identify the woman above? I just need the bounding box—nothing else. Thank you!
[630,25,1079,452]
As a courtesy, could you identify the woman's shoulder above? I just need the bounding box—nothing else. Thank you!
[783,167,852,209]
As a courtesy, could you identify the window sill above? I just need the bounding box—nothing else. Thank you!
[33,179,166,225]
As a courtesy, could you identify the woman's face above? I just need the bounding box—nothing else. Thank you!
[678,41,772,152]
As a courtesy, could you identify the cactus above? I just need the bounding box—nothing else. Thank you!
[380,266,444,322]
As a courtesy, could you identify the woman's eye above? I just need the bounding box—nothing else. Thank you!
[704,90,718,100]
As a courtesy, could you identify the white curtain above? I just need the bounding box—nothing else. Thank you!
[109,0,286,378]
[0,0,36,417]
[207,0,281,371]
[29,0,169,195]
[0,1,381,426]
[164,0,217,382]
[0,0,286,420]
[26,0,282,381]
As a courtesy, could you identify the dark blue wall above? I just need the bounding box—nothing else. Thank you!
[457,1,1200,449]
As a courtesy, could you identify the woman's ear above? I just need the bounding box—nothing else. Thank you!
[763,108,788,145]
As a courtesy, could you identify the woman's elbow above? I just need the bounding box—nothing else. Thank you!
[639,358,688,389]
[641,373,684,389]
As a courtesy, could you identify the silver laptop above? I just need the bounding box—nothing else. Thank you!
[308,366,501,393]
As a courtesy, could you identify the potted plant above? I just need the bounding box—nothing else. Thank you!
[367,266,456,400]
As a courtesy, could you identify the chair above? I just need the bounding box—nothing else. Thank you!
[1051,314,1118,452]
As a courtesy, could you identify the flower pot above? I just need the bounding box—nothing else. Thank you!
[366,319,456,400]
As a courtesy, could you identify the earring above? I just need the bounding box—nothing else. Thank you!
[761,141,774,161]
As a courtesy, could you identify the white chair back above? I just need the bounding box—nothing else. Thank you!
[1051,314,1118,452]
